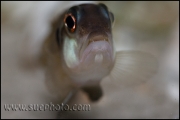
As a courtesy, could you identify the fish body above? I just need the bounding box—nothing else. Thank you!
[40,3,157,103]
[41,3,115,102]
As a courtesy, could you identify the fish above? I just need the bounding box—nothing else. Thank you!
[40,3,157,104]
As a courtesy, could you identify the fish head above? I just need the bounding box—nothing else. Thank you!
[59,3,115,86]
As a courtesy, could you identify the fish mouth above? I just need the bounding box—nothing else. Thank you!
[87,35,109,46]
[80,34,114,67]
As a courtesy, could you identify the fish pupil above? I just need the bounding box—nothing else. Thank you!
[65,16,74,29]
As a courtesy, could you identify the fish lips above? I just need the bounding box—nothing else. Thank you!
[80,35,114,68]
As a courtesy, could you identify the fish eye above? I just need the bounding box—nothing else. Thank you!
[64,14,76,33]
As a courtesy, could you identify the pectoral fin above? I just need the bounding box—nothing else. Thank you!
[108,50,158,87]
